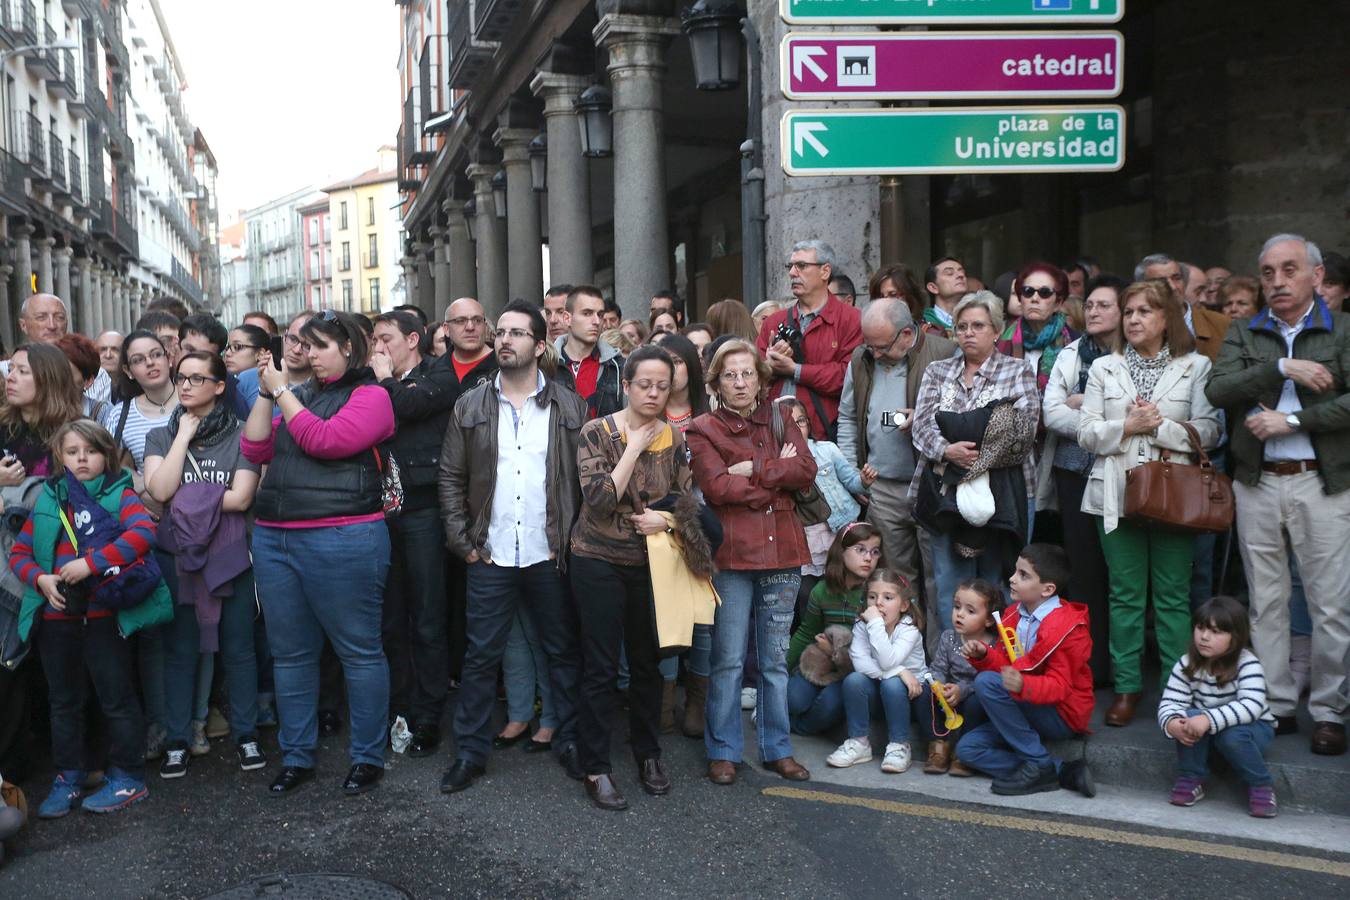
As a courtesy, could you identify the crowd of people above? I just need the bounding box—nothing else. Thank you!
[0,230,1345,833]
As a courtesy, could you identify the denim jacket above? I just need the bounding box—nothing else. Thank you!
[807,439,865,533]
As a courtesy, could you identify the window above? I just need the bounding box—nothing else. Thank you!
[366,233,378,268]
[339,201,348,230]
[310,285,322,309]
[369,278,380,310]
[308,217,318,245]
[309,249,320,279]
[367,196,375,225]
[341,279,352,308]
[340,241,350,271]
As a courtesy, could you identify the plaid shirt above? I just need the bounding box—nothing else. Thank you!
[909,351,1041,499]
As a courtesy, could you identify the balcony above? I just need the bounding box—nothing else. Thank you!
[447,0,498,91]
[50,48,79,101]
[66,149,81,204]
[171,257,204,306]
[404,92,433,166]
[47,132,65,193]
[419,33,450,131]
[14,111,47,179]
[472,0,526,43]
[363,250,379,269]
[0,149,26,213]
[337,254,351,273]
[25,21,58,76]
[396,123,420,192]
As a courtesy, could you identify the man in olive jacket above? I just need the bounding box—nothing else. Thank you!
[1205,234,1349,756]
[437,300,588,791]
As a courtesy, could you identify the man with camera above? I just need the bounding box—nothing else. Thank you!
[755,241,863,439]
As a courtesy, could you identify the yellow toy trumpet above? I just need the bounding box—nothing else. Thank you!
[921,671,964,731]
[994,610,1023,662]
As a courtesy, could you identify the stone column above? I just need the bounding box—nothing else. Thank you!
[531,71,594,286]
[495,127,544,302]
[36,237,54,295]
[408,240,431,316]
[398,256,417,312]
[113,278,126,335]
[54,246,72,310]
[444,199,477,303]
[13,224,33,310]
[76,256,95,337]
[594,14,680,317]
[0,263,13,352]
[467,163,509,316]
[100,267,115,337]
[429,225,452,321]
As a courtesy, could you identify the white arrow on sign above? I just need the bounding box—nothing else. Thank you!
[793,120,829,158]
[792,45,828,82]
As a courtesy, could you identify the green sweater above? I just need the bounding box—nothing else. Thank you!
[787,581,866,672]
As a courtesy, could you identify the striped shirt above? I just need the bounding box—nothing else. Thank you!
[1157,649,1276,735]
[99,399,174,471]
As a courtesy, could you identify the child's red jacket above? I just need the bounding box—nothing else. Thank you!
[972,600,1096,733]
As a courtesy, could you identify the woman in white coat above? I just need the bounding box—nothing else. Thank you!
[1078,280,1220,727]
[1041,275,1125,688]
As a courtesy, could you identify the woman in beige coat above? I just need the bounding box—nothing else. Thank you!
[1078,280,1220,726]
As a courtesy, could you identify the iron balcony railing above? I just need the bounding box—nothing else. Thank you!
[67,148,81,203]
[47,132,64,190]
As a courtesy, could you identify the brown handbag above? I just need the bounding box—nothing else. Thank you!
[1124,422,1234,534]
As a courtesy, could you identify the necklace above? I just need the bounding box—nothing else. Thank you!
[141,387,177,415]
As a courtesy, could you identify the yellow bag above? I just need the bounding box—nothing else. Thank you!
[646,513,719,653]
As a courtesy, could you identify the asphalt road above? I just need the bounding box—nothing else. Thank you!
[7,716,1349,899]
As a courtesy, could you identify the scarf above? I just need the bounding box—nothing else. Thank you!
[166,402,238,451]
[1074,336,1111,395]
[1125,344,1173,401]
[922,305,953,335]
[998,313,1071,393]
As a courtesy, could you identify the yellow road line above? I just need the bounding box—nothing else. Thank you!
[763,786,1350,879]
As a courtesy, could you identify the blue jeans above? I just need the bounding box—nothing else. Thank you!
[502,609,557,728]
[165,569,260,745]
[253,522,391,768]
[1175,711,1274,787]
[929,529,1008,637]
[787,671,845,736]
[705,569,798,764]
[957,670,1073,777]
[842,671,912,743]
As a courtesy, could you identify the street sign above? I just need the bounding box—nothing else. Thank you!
[781,31,1123,100]
[780,106,1126,176]
[780,0,1124,25]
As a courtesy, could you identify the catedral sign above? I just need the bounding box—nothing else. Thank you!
[781,31,1123,100]
[780,0,1125,25]
[781,106,1126,176]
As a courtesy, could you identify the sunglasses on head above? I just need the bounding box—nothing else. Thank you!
[1020,286,1058,299]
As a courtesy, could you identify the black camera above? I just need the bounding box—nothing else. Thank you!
[57,580,91,617]
[773,321,804,360]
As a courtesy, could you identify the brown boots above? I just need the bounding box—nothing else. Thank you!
[1105,692,1141,727]
[923,739,951,774]
[682,674,708,738]
[660,681,677,734]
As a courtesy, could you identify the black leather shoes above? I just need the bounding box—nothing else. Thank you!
[493,728,529,749]
[1058,759,1095,797]
[318,711,342,738]
[639,758,671,796]
[558,744,584,781]
[440,759,486,794]
[407,725,441,758]
[584,774,628,811]
[992,761,1059,796]
[342,763,384,795]
[268,765,315,797]
[523,738,553,754]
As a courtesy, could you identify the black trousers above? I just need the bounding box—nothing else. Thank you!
[570,554,663,775]
[1054,467,1112,686]
[37,616,145,778]
[381,507,450,728]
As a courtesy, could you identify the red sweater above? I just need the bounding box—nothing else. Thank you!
[755,294,862,440]
[973,600,1096,733]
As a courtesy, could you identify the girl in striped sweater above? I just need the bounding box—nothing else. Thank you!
[1157,596,1278,818]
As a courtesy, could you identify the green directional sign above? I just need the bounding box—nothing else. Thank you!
[781,106,1126,176]
[781,0,1124,25]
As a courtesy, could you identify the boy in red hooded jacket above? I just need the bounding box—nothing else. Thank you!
[957,544,1097,797]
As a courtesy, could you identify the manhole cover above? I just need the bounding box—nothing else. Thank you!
[203,873,412,899]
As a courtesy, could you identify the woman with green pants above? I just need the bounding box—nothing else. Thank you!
[1078,280,1221,727]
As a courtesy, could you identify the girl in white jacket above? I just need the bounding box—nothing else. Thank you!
[827,568,927,773]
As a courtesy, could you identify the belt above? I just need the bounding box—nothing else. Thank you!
[1262,460,1319,475]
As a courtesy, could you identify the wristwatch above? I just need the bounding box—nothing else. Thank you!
[1286,414,1301,431]
[271,384,291,400]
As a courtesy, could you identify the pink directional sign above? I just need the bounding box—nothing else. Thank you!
[781,31,1124,100]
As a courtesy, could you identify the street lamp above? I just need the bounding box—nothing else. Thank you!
[491,169,507,219]
[574,84,612,158]
[463,197,477,242]
[680,1,742,90]
[528,131,547,192]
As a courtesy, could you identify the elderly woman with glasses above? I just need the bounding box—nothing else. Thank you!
[685,339,818,787]
[910,291,1040,629]
[242,310,396,798]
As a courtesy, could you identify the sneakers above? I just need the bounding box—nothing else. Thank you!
[190,720,210,757]
[144,723,167,761]
[160,745,190,779]
[880,742,912,774]
[81,770,148,813]
[740,687,757,711]
[237,738,267,772]
[1168,776,1205,807]
[991,761,1059,796]
[205,706,230,740]
[826,737,873,768]
[38,771,83,819]
[1248,785,1278,818]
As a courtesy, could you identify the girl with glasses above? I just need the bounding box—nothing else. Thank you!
[143,352,265,779]
[99,330,178,474]
[225,324,271,410]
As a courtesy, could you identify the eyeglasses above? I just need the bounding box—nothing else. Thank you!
[629,380,670,393]
[446,316,486,328]
[128,350,168,367]
[849,545,883,558]
[865,331,902,356]
[1083,300,1117,312]
[955,321,991,335]
[1020,286,1058,299]
[283,334,303,346]
[495,328,536,342]
[226,342,262,354]
[173,373,221,387]
[718,370,757,384]
[785,261,823,272]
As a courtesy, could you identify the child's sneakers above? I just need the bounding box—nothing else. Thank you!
[826,737,873,768]
[37,771,83,819]
[880,742,912,774]
[1248,785,1278,818]
[80,769,147,814]
[1168,776,1205,807]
